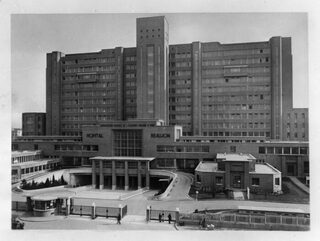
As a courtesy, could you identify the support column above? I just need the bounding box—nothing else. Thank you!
[124,161,129,191]
[137,161,142,189]
[92,160,96,189]
[146,161,150,189]
[112,160,116,190]
[99,160,104,190]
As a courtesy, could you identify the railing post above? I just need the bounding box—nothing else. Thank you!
[91,202,96,219]
[146,206,151,222]
[175,207,180,224]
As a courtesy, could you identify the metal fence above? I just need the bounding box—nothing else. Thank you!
[71,205,92,216]
[12,201,27,211]
[150,209,177,222]
[179,211,310,229]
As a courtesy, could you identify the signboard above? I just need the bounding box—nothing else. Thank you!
[86,133,103,138]
[150,133,170,138]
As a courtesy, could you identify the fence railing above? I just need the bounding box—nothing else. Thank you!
[12,201,27,211]
[150,209,177,222]
[179,211,310,229]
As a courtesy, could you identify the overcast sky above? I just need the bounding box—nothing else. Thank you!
[11,13,308,128]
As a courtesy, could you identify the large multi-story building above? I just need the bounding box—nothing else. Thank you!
[44,16,304,142]
[14,16,309,192]
[22,113,46,136]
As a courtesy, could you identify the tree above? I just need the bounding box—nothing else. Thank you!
[20,179,27,189]
[45,178,50,187]
[52,175,56,185]
[60,175,67,185]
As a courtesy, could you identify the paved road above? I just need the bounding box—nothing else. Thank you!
[22,214,176,230]
[162,172,193,201]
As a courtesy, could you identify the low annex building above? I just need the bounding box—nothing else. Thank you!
[194,153,281,195]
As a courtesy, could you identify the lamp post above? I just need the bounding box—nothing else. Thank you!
[196,190,199,201]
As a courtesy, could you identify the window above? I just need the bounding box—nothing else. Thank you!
[216,176,223,185]
[275,178,280,185]
[258,147,265,154]
[292,147,299,154]
[230,146,236,153]
[304,161,309,174]
[196,174,201,182]
[34,144,38,150]
[252,178,260,186]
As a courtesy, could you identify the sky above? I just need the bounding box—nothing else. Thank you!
[11,13,308,128]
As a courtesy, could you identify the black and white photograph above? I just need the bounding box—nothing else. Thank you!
[1,0,320,240]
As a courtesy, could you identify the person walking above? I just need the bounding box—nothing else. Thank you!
[168,213,172,224]
[158,213,162,222]
[117,213,121,224]
[162,213,165,222]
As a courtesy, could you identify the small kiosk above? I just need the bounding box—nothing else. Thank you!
[31,195,57,217]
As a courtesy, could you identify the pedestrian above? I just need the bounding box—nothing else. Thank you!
[168,213,172,224]
[106,209,108,219]
[162,213,165,222]
[158,213,162,222]
[117,213,121,224]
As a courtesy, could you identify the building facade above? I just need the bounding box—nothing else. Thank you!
[22,113,46,136]
[194,153,282,195]
[44,16,305,141]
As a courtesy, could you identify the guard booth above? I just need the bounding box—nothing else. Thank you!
[31,195,57,217]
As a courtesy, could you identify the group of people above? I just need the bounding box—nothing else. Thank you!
[158,212,172,224]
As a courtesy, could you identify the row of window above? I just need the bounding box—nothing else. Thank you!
[202,94,270,102]
[125,73,136,79]
[202,122,269,129]
[169,97,191,103]
[202,103,270,111]
[63,57,116,65]
[170,61,192,68]
[202,112,270,120]
[170,114,191,120]
[202,85,270,93]
[157,145,209,153]
[169,88,191,94]
[202,66,270,76]
[63,74,116,81]
[169,53,192,59]
[125,81,136,87]
[61,115,115,121]
[202,131,270,137]
[62,90,116,97]
[62,99,116,105]
[54,145,99,151]
[64,65,116,73]
[202,48,270,58]
[169,105,191,111]
[169,70,191,77]
[62,107,115,113]
[202,76,270,85]
[125,65,136,70]
[258,146,308,155]
[62,82,116,89]
[170,79,191,85]
[202,57,269,66]
[19,162,60,175]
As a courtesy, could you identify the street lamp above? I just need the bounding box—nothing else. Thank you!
[196,190,199,201]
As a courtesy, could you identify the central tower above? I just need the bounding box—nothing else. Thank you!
[136,16,169,124]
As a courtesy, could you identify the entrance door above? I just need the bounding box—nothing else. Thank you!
[287,163,297,176]
[231,173,243,189]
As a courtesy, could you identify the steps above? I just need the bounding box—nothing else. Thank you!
[232,190,245,200]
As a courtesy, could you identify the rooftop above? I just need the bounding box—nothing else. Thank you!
[216,153,256,162]
[195,162,219,173]
[251,163,281,174]
[90,156,155,161]
[12,150,41,158]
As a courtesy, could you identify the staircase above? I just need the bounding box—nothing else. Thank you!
[232,190,245,200]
